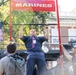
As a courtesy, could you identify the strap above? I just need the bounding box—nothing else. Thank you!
[15,61,24,75]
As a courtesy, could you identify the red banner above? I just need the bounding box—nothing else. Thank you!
[11,0,55,12]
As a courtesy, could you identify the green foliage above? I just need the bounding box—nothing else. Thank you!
[0,0,53,50]
[33,11,50,24]
[12,11,34,24]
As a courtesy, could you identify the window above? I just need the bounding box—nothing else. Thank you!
[68,29,76,41]
[51,29,59,44]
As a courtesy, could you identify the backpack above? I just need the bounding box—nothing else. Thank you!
[5,54,25,75]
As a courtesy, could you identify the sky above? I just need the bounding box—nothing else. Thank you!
[58,0,76,12]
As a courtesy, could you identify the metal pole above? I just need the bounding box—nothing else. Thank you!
[55,1,64,75]
[10,0,12,41]
[56,0,62,56]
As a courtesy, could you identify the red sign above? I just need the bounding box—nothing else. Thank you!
[11,0,55,12]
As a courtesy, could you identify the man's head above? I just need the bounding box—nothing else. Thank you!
[30,29,36,36]
[7,42,16,53]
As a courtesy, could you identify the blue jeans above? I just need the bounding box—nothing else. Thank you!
[26,52,46,75]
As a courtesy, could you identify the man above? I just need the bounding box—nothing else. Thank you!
[62,45,76,75]
[54,56,70,75]
[0,42,25,75]
[19,24,48,75]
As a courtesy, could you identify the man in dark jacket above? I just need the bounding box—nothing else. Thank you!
[19,24,49,75]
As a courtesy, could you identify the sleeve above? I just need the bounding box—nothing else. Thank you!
[20,36,30,43]
[0,60,4,73]
[38,36,48,43]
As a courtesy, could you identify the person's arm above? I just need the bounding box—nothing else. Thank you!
[62,45,72,61]
[45,25,49,40]
[19,23,24,39]
[0,72,2,75]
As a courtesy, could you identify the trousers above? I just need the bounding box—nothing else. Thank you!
[26,52,46,75]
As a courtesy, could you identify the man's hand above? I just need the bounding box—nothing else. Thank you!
[21,23,24,27]
[45,24,48,29]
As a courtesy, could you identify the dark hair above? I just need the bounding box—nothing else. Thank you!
[7,42,16,53]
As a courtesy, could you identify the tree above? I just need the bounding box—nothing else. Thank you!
[0,0,55,50]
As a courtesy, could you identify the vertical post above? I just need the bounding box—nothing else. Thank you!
[56,0,62,56]
[55,1,64,75]
[10,0,12,41]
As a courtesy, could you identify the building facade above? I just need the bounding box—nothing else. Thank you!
[46,12,76,50]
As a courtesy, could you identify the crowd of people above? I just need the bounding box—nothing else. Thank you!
[0,24,76,75]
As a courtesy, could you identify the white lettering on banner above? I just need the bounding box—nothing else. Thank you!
[16,3,52,7]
